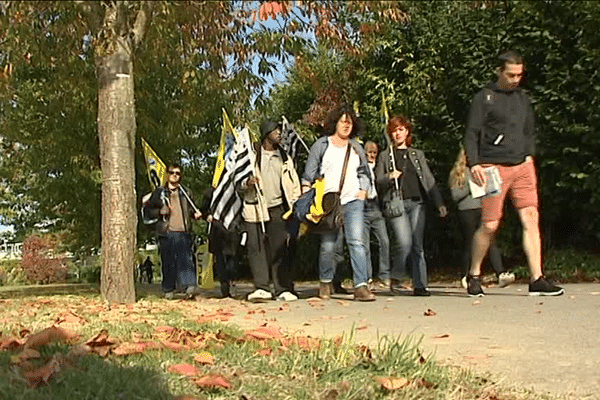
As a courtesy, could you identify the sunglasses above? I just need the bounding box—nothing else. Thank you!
[168,170,181,176]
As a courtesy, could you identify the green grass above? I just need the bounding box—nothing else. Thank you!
[0,293,561,400]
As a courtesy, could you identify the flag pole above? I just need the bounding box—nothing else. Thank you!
[382,90,399,191]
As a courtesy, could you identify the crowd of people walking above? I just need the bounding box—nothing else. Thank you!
[143,50,564,301]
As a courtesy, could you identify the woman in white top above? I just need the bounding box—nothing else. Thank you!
[302,104,375,301]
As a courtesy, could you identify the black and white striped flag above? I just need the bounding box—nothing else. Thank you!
[210,128,253,230]
[281,116,302,161]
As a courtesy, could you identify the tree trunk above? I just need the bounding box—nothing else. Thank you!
[97,39,137,304]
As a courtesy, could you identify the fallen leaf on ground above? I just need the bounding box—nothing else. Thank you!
[23,326,79,349]
[254,347,272,356]
[337,300,349,307]
[161,341,186,352]
[0,336,22,350]
[112,341,159,356]
[10,348,40,364]
[433,334,449,339]
[55,311,88,325]
[21,353,64,388]
[193,351,214,365]
[424,309,436,316]
[374,376,409,390]
[357,325,368,330]
[244,326,283,340]
[472,300,481,305]
[168,363,199,376]
[194,374,232,389]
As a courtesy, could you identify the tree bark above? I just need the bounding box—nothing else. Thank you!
[97,34,137,304]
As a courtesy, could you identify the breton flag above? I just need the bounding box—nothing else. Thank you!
[141,137,167,189]
[212,108,239,188]
[210,127,253,230]
[280,116,309,161]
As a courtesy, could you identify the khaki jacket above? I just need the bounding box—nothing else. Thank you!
[241,144,301,223]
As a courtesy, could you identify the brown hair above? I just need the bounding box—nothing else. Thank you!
[387,115,413,147]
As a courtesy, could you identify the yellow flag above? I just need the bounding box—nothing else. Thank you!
[381,89,391,146]
[212,108,239,188]
[141,138,166,189]
[196,242,215,289]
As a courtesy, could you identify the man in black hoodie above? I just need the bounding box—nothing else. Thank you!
[465,50,564,297]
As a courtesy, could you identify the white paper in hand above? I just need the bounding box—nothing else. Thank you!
[468,167,502,199]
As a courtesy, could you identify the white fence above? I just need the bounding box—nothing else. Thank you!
[0,242,22,260]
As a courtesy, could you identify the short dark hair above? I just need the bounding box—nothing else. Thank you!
[498,50,525,71]
[323,104,365,138]
[167,163,182,176]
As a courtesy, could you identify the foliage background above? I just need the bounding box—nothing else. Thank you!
[0,0,598,281]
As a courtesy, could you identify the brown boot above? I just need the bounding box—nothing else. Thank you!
[354,285,376,302]
[319,282,332,300]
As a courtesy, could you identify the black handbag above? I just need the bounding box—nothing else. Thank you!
[308,145,352,234]
[381,149,406,218]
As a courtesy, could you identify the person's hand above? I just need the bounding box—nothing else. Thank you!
[357,189,367,201]
[160,205,170,216]
[194,211,202,220]
[206,214,214,223]
[389,170,402,180]
[470,165,486,187]
[301,185,311,194]
[525,155,534,163]
[246,176,260,188]
[438,205,448,218]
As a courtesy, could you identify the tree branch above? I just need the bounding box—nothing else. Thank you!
[75,0,104,36]
[131,1,154,49]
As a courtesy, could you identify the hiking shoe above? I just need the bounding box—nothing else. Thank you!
[276,291,298,302]
[528,276,564,296]
[353,285,376,301]
[319,282,332,300]
[164,291,174,300]
[220,281,231,298]
[247,289,272,302]
[467,275,485,297]
[498,272,516,288]
[413,287,431,297]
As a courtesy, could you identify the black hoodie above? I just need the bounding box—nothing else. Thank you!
[465,82,535,166]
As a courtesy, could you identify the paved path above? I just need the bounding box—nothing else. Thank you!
[194,282,600,400]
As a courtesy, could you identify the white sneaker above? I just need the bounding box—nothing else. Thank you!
[247,289,272,302]
[276,291,298,302]
[498,272,516,288]
[461,276,468,289]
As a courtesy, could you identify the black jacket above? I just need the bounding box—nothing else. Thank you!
[145,185,195,235]
[465,82,535,166]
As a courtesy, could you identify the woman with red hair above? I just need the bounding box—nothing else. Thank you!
[375,116,447,296]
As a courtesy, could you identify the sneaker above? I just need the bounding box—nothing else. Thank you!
[276,291,298,302]
[353,285,376,301]
[247,288,272,302]
[498,272,516,288]
[528,276,564,296]
[413,287,431,297]
[164,291,174,300]
[467,275,485,297]
[460,276,468,289]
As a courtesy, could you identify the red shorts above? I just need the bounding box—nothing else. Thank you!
[481,159,538,223]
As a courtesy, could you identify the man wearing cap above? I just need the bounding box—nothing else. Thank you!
[241,120,301,302]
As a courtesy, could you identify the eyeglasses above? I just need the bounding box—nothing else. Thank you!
[168,170,181,176]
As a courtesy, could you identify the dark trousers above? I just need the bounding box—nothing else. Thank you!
[215,251,236,283]
[159,232,196,292]
[245,206,293,295]
[457,208,504,277]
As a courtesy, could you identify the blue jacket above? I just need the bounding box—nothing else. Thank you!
[301,136,371,193]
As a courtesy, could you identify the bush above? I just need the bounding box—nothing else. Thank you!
[21,234,69,284]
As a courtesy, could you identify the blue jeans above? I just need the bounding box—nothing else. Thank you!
[159,232,196,292]
[364,199,390,281]
[387,199,428,289]
[319,199,369,287]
